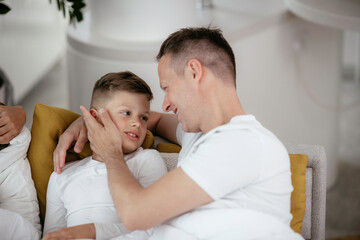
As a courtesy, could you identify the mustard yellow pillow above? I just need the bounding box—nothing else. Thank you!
[289,154,308,234]
[156,143,308,234]
[156,142,181,153]
[28,103,154,225]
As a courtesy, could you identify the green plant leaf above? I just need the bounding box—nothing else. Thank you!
[0,2,11,14]
[72,1,85,9]
[74,11,83,22]
[61,1,66,18]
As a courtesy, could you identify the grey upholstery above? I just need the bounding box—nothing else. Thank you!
[285,143,327,240]
[160,143,327,240]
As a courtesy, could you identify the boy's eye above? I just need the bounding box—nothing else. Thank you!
[121,111,130,116]
[141,116,148,122]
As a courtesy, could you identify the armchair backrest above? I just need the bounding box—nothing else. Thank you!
[285,143,327,240]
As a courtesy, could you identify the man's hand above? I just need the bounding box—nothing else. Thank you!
[53,117,88,174]
[80,106,123,163]
[42,223,95,240]
[0,105,26,144]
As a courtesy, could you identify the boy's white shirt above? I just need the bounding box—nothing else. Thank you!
[44,147,168,239]
[0,126,41,238]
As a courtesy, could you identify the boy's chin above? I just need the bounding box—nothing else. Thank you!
[122,145,141,154]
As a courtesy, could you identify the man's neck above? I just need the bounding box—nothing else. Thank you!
[200,81,245,133]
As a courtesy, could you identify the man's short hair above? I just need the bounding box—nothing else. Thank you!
[91,71,153,109]
[156,27,236,85]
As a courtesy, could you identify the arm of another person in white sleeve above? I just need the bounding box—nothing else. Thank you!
[43,173,67,235]
[0,126,30,172]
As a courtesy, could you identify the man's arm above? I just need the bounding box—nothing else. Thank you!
[147,112,179,144]
[81,106,213,231]
[0,104,26,144]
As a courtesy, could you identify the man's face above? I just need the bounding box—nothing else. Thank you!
[158,55,200,132]
[104,91,150,154]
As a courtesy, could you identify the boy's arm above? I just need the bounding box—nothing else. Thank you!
[42,224,95,240]
[53,116,88,173]
[148,112,179,144]
[42,222,131,240]
[0,104,26,144]
[53,111,178,174]
[43,173,67,235]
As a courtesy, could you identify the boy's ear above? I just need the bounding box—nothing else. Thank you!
[90,109,97,118]
[90,108,104,126]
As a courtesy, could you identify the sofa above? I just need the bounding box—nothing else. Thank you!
[27,103,327,239]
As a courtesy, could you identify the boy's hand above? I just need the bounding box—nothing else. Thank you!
[0,105,26,144]
[42,223,95,240]
[80,106,123,163]
[53,117,88,174]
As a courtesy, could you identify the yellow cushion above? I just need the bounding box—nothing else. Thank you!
[157,143,308,234]
[289,154,308,234]
[27,103,154,225]
[156,142,181,153]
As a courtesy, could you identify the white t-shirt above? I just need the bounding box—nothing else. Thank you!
[43,148,167,239]
[0,127,41,239]
[154,114,302,239]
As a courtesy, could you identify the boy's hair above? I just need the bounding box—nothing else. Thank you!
[91,71,153,109]
[156,27,236,86]
[0,102,9,151]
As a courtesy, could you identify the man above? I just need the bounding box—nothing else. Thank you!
[54,27,303,239]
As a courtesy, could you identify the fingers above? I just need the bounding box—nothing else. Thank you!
[0,105,26,144]
[53,116,88,174]
[80,105,97,129]
[0,125,16,144]
[98,108,112,127]
[53,134,72,174]
[74,128,87,153]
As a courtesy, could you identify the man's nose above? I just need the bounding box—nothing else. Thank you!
[162,95,172,112]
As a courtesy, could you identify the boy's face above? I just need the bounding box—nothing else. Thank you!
[95,91,150,154]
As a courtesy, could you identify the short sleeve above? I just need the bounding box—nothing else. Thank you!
[179,129,262,200]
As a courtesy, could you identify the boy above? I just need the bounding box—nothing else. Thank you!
[0,103,41,240]
[43,72,167,239]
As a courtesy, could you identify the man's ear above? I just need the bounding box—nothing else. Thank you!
[187,58,203,84]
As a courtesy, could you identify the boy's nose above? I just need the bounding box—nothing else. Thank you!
[130,118,140,127]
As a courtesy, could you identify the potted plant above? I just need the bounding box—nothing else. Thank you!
[0,0,86,25]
